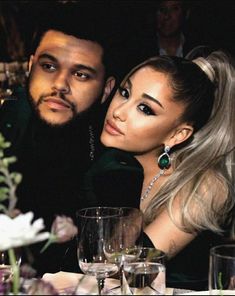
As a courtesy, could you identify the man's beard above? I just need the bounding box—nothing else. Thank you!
[27,87,102,129]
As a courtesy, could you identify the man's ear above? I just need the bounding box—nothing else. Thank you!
[101,76,115,104]
[169,123,194,147]
[28,55,34,73]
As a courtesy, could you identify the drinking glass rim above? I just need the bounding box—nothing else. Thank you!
[210,244,235,259]
[77,206,143,219]
[76,207,122,219]
[140,247,166,260]
[124,261,166,268]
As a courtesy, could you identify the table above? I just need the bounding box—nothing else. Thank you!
[42,271,195,295]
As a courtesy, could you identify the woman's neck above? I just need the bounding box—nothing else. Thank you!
[135,152,172,210]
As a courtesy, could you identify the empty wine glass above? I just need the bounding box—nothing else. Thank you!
[104,207,143,294]
[77,207,121,295]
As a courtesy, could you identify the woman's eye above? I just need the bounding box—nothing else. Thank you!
[118,87,129,99]
[41,63,56,72]
[138,104,155,116]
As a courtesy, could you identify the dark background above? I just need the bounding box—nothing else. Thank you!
[22,0,235,54]
[1,1,234,62]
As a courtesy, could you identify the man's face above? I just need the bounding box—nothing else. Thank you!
[157,1,184,38]
[28,30,110,126]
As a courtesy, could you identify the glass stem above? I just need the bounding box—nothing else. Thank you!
[97,278,105,295]
[120,264,124,295]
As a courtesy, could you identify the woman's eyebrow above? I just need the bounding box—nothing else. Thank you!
[142,93,164,109]
[125,77,164,108]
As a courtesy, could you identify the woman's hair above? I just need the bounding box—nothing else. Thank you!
[122,52,235,236]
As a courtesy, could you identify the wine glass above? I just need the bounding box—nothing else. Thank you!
[104,207,143,294]
[77,207,121,295]
[209,244,235,295]
[123,247,166,295]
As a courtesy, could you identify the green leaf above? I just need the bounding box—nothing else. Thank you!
[0,132,20,217]
[2,156,17,166]
[10,172,22,185]
[0,175,6,183]
[0,203,7,212]
[0,186,9,197]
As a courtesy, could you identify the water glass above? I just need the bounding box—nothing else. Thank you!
[209,244,235,295]
[123,247,166,295]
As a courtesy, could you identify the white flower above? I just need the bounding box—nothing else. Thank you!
[0,211,50,251]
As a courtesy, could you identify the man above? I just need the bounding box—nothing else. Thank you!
[0,3,116,276]
[154,0,195,57]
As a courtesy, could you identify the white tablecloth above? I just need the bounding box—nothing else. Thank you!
[42,271,177,295]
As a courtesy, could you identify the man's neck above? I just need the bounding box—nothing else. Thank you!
[158,33,183,56]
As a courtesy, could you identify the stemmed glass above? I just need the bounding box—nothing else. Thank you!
[104,207,143,294]
[77,207,121,295]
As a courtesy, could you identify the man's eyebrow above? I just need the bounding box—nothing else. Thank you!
[125,78,164,109]
[74,64,97,75]
[38,53,57,62]
[38,53,97,75]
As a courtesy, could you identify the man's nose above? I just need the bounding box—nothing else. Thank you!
[52,71,70,94]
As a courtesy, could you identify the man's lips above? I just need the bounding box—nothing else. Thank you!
[104,120,124,135]
[43,97,72,110]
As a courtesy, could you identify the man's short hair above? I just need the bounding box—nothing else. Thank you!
[30,2,116,78]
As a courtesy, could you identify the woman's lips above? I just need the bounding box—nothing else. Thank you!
[105,120,124,136]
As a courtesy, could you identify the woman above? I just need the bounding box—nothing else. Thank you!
[55,51,235,290]
[86,51,235,290]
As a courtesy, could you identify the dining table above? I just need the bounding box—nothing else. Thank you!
[42,271,202,295]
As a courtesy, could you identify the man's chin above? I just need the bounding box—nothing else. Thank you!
[40,116,74,127]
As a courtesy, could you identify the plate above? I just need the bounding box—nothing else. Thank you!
[183,291,235,295]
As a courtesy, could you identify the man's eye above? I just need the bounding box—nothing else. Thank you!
[74,71,90,80]
[41,63,56,72]
[118,87,129,99]
[138,104,155,116]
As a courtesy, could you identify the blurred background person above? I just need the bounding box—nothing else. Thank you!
[151,0,200,57]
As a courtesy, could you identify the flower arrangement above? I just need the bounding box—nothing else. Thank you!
[0,133,78,294]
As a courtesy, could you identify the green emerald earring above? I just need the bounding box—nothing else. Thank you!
[158,145,171,170]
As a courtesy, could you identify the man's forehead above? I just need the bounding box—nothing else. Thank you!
[37,30,103,60]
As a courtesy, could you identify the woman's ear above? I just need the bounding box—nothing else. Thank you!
[101,76,116,104]
[169,123,194,147]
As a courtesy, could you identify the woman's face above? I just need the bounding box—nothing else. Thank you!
[101,66,189,155]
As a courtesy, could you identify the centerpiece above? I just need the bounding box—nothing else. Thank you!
[0,132,77,295]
